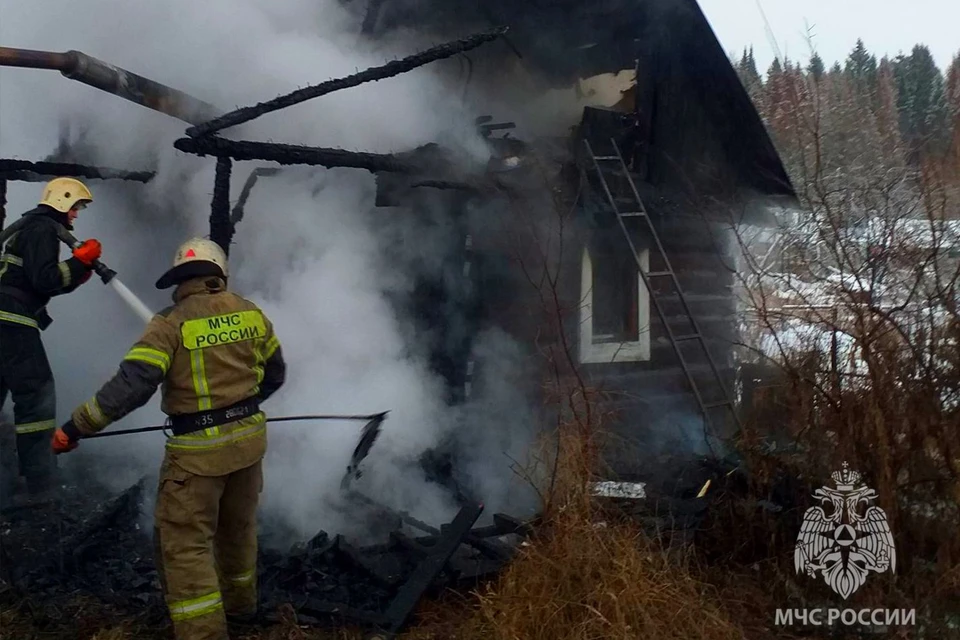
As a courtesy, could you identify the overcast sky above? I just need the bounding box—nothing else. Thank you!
[699,0,958,75]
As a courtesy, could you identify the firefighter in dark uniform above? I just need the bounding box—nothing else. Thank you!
[53,237,286,640]
[0,177,102,496]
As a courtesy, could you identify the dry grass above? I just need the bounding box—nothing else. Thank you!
[428,513,743,639]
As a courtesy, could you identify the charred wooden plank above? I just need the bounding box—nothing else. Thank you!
[378,501,483,636]
[185,27,507,138]
[0,159,154,182]
[210,156,232,254]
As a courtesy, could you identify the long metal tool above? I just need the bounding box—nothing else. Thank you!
[82,411,388,439]
[83,412,389,491]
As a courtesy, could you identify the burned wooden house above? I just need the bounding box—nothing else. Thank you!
[0,1,795,487]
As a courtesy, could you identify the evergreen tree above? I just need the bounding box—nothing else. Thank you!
[845,39,879,91]
[736,47,763,100]
[767,58,783,81]
[808,53,826,82]
[893,45,950,157]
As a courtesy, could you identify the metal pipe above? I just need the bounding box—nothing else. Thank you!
[0,46,67,70]
[0,46,221,125]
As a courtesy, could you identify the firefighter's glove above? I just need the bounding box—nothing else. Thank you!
[51,420,82,454]
[72,239,102,266]
[78,270,93,286]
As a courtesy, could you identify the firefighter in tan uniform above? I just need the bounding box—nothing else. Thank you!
[51,238,286,640]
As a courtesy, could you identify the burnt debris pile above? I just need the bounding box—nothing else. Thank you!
[1,478,534,636]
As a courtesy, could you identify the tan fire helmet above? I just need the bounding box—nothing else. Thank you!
[39,177,93,213]
[155,237,229,289]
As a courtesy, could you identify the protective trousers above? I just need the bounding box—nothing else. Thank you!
[0,321,57,494]
[154,456,262,640]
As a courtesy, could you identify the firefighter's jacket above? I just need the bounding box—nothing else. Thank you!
[71,276,286,476]
[0,206,91,330]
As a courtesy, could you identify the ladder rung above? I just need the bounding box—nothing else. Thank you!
[619,211,646,218]
[673,334,702,342]
[647,271,672,277]
[592,155,621,161]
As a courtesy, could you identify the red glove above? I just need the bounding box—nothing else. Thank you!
[78,270,93,286]
[51,420,82,454]
[73,239,102,266]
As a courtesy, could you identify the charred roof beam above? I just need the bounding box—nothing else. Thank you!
[0,159,155,183]
[184,26,508,139]
[173,136,447,174]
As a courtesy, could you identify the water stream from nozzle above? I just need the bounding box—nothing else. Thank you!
[109,278,154,324]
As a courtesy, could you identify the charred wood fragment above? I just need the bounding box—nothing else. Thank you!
[185,26,508,138]
[0,159,155,183]
[210,156,233,255]
[231,167,281,225]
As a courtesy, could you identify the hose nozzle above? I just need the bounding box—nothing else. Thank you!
[93,261,117,284]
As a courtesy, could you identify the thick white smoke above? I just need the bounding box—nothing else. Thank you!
[0,0,540,542]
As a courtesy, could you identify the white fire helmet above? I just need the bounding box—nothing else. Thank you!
[155,237,229,289]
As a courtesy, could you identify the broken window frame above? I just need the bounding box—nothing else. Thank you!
[578,239,650,364]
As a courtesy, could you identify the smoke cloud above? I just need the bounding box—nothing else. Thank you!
[0,0,543,543]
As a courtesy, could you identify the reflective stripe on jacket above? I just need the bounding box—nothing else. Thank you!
[71,275,286,476]
[0,207,91,329]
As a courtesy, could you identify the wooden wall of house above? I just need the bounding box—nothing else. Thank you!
[458,134,742,479]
